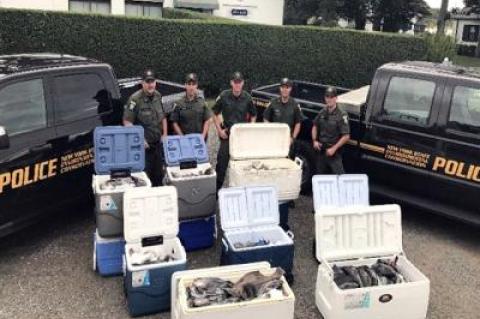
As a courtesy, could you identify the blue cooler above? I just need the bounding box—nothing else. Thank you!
[179,215,216,251]
[163,134,217,221]
[219,186,295,280]
[123,186,187,317]
[279,201,290,231]
[92,126,151,238]
[93,229,125,276]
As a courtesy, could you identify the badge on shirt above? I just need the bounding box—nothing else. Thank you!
[128,100,136,111]
[343,115,348,124]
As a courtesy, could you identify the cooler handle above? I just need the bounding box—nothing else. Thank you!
[222,238,229,252]
[294,157,303,168]
[286,230,295,240]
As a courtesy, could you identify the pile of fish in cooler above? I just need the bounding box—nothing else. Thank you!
[127,247,178,266]
[333,258,407,290]
[99,176,148,191]
[187,268,286,308]
[242,161,293,172]
[170,167,214,179]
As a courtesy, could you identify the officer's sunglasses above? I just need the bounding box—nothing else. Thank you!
[145,79,155,84]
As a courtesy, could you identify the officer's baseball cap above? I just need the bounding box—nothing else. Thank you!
[280,78,293,87]
[185,73,198,83]
[325,86,337,98]
[231,72,244,82]
[142,69,156,81]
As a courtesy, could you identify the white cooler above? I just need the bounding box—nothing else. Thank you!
[227,123,302,201]
[315,204,430,319]
[171,262,295,319]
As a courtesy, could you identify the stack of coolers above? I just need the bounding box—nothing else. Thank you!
[218,186,295,283]
[163,134,217,251]
[123,186,187,317]
[171,262,295,319]
[92,126,151,277]
[312,175,430,319]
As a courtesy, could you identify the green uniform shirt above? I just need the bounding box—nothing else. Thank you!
[313,106,350,145]
[123,89,165,144]
[170,94,212,135]
[212,89,257,129]
[263,97,303,133]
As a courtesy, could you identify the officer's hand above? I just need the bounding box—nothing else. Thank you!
[313,141,322,151]
[218,129,228,140]
[144,141,150,149]
[326,147,336,157]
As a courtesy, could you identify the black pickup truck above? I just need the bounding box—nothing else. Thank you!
[252,61,480,226]
[0,53,188,237]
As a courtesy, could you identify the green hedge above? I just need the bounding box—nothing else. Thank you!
[0,9,428,95]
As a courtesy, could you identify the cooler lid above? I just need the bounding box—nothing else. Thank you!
[123,186,178,243]
[219,186,279,231]
[312,175,340,210]
[163,134,209,166]
[338,174,370,206]
[229,123,290,160]
[316,204,403,262]
[94,126,145,175]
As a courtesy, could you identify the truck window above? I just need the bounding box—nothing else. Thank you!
[382,77,435,125]
[448,86,480,134]
[54,73,110,124]
[0,78,47,135]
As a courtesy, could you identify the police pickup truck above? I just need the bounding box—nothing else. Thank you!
[252,61,480,225]
[0,53,187,237]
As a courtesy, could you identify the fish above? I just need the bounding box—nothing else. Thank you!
[357,266,372,287]
[343,266,363,288]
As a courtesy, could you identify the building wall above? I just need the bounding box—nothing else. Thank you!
[455,19,480,46]
[0,0,285,25]
[215,0,284,25]
[0,0,68,11]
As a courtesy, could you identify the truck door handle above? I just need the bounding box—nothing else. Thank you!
[30,143,52,153]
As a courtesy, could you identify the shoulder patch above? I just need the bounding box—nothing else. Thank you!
[127,100,136,111]
[215,95,221,102]
[343,115,349,124]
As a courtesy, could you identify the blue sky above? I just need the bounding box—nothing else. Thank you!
[426,0,464,9]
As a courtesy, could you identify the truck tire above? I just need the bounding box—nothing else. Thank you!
[293,140,316,195]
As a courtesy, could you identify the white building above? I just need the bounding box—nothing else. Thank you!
[0,0,285,25]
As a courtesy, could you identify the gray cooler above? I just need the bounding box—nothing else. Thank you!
[163,134,216,220]
[92,126,151,238]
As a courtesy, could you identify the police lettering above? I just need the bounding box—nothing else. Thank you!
[0,159,58,194]
[432,157,480,182]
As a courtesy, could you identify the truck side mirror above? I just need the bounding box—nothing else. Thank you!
[0,126,10,150]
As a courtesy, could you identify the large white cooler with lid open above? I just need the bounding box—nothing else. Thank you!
[92,126,151,237]
[171,262,295,319]
[123,186,187,317]
[315,204,430,319]
[227,123,302,201]
[313,174,370,261]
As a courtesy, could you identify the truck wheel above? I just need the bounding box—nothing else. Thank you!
[294,140,316,194]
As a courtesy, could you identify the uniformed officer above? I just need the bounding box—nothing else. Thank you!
[263,78,303,158]
[123,69,167,186]
[171,73,212,140]
[213,72,257,190]
[311,86,350,174]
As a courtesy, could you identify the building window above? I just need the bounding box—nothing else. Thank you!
[126,1,163,19]
[382,77,436,125]
[448,86,480,134]
[462,25,480,42]
[69,0,111,14]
